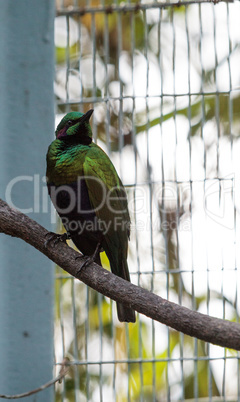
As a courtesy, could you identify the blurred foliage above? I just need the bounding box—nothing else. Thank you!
[54,0,240,400]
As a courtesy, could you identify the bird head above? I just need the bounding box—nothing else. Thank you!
[55,110,94,143]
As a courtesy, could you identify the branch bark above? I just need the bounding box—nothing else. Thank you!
[0,198,239,350]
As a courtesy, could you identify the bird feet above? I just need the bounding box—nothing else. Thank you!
[75,255,94,273]
[44,231,71,248]
[75,241,102,274]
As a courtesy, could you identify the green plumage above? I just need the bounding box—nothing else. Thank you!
[46,110,136,323]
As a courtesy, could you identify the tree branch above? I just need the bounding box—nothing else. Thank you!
[0,198,239,350]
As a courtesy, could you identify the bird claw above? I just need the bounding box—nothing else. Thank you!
[75,242,102,274]
[75,255,93,275]
[44,231,71,248]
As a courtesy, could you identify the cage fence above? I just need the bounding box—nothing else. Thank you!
[53,0,240,401]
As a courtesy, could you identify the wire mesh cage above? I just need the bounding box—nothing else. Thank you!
[53,0,240,400]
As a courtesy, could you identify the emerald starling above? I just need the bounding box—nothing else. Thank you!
[46,110,136,323]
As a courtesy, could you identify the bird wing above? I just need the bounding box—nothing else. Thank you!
[83,145,130,228]
[83,145,130,252]
[84,146,135,322]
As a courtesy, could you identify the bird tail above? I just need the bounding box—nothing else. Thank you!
[116,258,136,323]
[117,302,136,323]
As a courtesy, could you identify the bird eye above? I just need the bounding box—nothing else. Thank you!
[67,120,73,126]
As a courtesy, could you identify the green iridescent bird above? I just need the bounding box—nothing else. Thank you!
[46,109,136,323]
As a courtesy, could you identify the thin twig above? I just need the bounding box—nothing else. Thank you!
[0,359,69,399]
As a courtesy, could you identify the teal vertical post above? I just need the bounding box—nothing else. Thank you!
[0,1,55,401]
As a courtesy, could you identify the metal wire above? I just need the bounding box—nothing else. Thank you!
[54,1,240,401]
[56,0,234,16]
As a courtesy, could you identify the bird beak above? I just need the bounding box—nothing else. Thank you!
[78,109,94,124]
